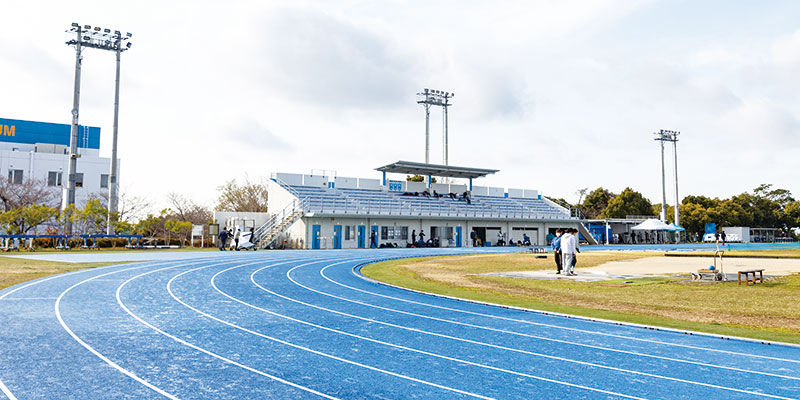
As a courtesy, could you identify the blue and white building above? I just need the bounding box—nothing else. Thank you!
[0,117,117,207]
[261,161,582,249]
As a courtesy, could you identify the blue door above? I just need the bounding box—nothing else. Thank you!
[333,225,342,249]
[357,226,366,249]
[370,225,379,248]
[312,225,321,249]
[455,226,462,248]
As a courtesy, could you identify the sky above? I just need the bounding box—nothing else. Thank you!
[2,0,800,212]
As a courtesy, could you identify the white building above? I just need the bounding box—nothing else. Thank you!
[0,118,117,207]
[259,161,582,249]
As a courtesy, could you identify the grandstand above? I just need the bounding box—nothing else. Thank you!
[259,161,582,249]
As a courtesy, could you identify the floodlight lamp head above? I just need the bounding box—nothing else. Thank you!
[94,26,101,31]
[126,42,132,48]
[72,22,79,27]
[84,25,91,29]
[104,28,110,33]
[114,30,121,35]
[126,32,132,37]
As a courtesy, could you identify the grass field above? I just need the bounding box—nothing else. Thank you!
[0,256,119,291]
[362,251,800,344]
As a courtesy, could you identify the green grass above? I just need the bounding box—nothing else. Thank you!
[0,256,122,291]
[362,252,800,344]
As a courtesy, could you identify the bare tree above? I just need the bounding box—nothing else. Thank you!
[94,188,152,223]
[0,177,60,211]
[215,177,268,212]
[166,192,212,224]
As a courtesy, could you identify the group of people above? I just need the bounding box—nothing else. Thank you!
[218,226,255,251]
[402,190,472,204]
[551,228,580,276]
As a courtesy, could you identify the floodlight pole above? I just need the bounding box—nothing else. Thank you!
[659,138,667,222]
[443,99,449,165]
[417,89,454,167]
[107,39,121,234]
[64,26,84,235]
[672,135,680,228]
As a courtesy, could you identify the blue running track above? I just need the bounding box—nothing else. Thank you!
[1,249,799,399]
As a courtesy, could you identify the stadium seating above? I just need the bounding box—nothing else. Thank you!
[279,181,572,220]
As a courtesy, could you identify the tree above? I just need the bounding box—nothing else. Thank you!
[0,178,60,211]
[215,178,268,212]
[71,198,108,234]
[406,175,437,183]
[166,193,212,225]
[580,187,615,219]
[600,188,653,219]
[0,204,58,234]
[165,219,192,247]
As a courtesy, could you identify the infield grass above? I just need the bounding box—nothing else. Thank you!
[362,251,800,344]
[0,256,120,291]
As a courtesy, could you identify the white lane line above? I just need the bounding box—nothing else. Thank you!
[260,264,800,395]
[204,259,645,400]
[0,378,17,400]
[261,262,799,399]
[117,257,342,400]
[0,297,58,301]
[164,258,496,400]
[55,263,184,400]
[313,265,800,381]
[347,260,800,364]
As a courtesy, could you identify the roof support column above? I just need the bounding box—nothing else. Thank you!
[427,175,432,188]
[382,171,386,186]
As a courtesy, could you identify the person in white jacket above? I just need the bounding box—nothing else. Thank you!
[560,229,578,276]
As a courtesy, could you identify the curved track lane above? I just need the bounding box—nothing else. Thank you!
[1,249,799,399]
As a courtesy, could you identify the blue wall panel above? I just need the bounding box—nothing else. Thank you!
[0,118,100,149]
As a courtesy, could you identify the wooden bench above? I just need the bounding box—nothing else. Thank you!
[738,269,764,285]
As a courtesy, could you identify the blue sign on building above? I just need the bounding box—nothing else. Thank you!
[0,118,100,149]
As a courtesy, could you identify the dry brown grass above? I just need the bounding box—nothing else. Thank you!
[0,256,115,290]
[381,252,800,335]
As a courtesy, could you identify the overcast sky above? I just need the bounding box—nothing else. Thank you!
[2,0,799,210]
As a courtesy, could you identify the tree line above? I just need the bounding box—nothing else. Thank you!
[0,177,268,247]
[569,184,800,237]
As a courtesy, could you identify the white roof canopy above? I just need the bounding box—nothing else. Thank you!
[631,219,676,231]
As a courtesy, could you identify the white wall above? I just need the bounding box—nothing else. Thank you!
[507,188,524,198]
[488,187,505,197]
[524,189,539,199]
[302,174,328,188]
[275,172,302,186]
[358,178,380,190]
[471,186,489,196]
[430,183,449,193]
[335,176,358,189]
[0,148,115,208]
[406,181,426,192]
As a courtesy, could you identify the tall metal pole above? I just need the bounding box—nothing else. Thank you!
[64,27,83,235]
[424,101,430,164]
[673,139,680,227]
[660,139,667,222]
[107,41,122,234]
[442,104,450,165]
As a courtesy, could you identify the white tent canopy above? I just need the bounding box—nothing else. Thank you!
[631,219,675,231]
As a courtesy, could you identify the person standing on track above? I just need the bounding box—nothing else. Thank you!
[233,227,241,251]
[561,229,578,276]
[552,229,563,274]
[218,228,229,251]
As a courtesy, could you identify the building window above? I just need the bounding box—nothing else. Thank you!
[74,172,84,188]
[100,174,109,189]
[47,171,63,187]
[345,226,352,240]
[380,226,409,241]
[7,169,23,184]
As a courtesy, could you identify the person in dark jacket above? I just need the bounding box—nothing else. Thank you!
[218,229,229,251]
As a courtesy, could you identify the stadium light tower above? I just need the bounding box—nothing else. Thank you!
[65,23,132,234]
[416,89,454,164]
[654,130,680,227]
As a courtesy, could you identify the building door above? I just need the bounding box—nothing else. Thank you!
[357,225,366,249]
[312,225,321,249]
[455,226,462,248]
[370,225,379,248]
[473,227,486,246]
[333,225,342,249]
